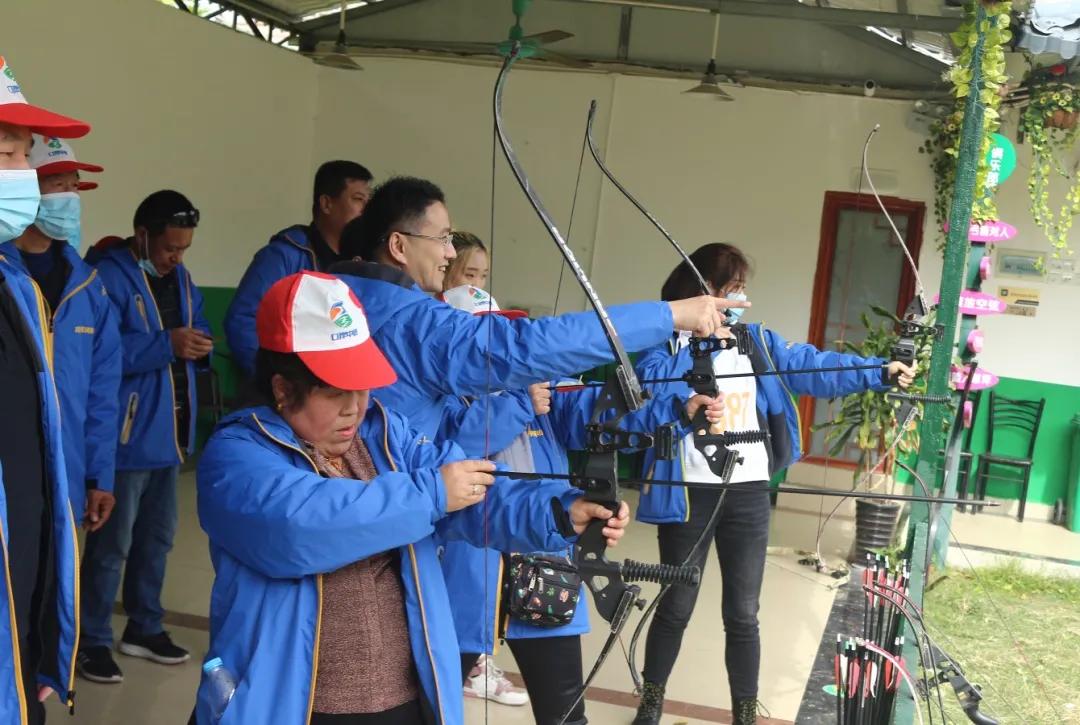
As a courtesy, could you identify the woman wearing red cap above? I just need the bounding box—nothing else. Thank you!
[193,271,630,725]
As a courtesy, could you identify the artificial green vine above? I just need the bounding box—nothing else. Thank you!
[1019,81,1080,259]
[919,1,1012,252]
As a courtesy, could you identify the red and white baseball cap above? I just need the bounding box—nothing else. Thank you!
[439,285,528,320]
[0,56,89,138]
[256,272,397,391]
[30,135,103,190]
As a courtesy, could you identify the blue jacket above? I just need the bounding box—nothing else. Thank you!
[194,402,582,725]
[225,225,319,376]
[0,241,121,515]
[440,385,692,653]
[91,246,211,470]
[334,269,676,437]
[0,256,80,720]
[634,323,888,524]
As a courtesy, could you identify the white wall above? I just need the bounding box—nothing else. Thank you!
[5,0,1078,385]
[3,0,316,287]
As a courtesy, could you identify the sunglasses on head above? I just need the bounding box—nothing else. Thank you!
[162,209,200,228]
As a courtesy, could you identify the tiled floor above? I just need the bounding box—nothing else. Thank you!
[45,467,1080,724]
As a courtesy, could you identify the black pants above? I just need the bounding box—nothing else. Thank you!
[310,700,424,724]
[461,635,586,725]
[642,483,771,701]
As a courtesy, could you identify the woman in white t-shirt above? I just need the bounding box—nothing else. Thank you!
[630,243,915,725]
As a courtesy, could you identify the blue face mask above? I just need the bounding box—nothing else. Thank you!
[136,234,161,278]
[725,291,748,324]
[34,192,82,250]
[0,169,42,243]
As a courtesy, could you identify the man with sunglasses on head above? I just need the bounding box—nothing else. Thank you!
[79,190,212,685]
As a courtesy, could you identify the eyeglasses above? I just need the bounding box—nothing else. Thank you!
[397,230,454,247]
[157,209,200,228]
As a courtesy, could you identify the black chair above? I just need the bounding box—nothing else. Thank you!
[972,392,1046,522]
[937,391,981,512]
[195,366,225,428]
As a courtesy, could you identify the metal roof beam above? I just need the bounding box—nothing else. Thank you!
[569,0,961,32]
[295,0,430,32]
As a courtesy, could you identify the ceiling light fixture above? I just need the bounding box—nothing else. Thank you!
[684,12,733,100]
[315,0,363,71]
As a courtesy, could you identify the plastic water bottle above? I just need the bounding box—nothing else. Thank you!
[202,657,236,722]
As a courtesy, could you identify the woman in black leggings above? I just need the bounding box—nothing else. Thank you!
[632,244,915,724]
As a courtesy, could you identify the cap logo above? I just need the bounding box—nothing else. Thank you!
[329,301,353,329]
[46,137,63,149]
[1,58,17,94]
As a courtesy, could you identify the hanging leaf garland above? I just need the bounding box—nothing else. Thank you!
[919,1,1012,252]
[1018,81,1080,260]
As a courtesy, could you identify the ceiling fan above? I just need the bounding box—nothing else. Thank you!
[300,0,363,71]
[315,0,588,69]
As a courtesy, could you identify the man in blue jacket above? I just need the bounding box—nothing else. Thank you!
[225,160,373,377]
[79,190,213,685]
[0,53,87,725]
[1,134,120,533]
[329,176,745,437]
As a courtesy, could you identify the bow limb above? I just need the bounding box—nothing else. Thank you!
[494,45,704,725]
[584,99,710,296]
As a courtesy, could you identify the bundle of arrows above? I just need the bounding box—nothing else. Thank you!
[833,554,914,724]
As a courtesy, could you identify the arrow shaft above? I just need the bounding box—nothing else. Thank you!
[498,471,988,506]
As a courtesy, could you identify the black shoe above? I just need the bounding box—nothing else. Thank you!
[732,697,770,725]
[77,646,124,684]
[118,630,190,665]
[632,681,665,725]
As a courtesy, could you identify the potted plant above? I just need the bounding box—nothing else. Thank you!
[1019,73,1080,259]
[813,307,933,563]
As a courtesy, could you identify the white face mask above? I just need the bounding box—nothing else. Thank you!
[725,292,748,324]
[34,191,82,248]
[0,169,42,243]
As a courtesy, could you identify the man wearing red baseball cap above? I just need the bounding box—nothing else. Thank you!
[0,53,91,724]
[1,134,120,546]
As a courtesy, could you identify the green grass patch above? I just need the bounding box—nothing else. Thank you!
[920,562,1080,723]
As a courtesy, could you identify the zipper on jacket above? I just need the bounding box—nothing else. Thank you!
[0,522,29,725]
[119,393,139,445]
[373,401,447,723]
[50,271,97,334]
[133,294,149,331]
[65,502,80,713]
[135,265,185,463]
[28,279,77,714]
[250,415,324,725]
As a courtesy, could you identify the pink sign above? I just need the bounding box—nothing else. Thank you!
[968,220,1017,244]
[979,256,992,281]
[966,329,984,353]
[933,291,1008,315]
[950,365,999,391]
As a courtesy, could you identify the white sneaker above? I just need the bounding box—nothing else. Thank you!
[463,655,530,706]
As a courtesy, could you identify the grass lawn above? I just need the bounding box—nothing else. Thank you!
[920,563,1080,723]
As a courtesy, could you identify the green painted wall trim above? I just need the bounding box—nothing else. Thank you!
[958,376,1080,506]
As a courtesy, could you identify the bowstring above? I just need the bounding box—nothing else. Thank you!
[554,126,590,316]
[480,92,500,725]
[812,128,869,569]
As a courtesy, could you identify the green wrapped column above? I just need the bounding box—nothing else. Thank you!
[894,3,988,722]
